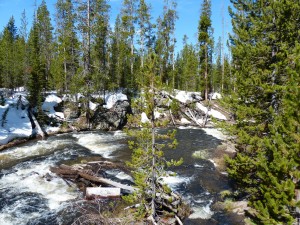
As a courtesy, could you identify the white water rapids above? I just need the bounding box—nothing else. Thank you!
[0,129,238,225]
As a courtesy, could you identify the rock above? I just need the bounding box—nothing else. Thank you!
[92,100,131,130]
[64,107,80,121]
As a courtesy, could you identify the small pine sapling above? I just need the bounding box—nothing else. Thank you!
[124,52,183,223]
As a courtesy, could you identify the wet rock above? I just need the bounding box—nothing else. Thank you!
[43,172,53,181]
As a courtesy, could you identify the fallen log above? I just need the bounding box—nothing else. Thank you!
[49,166,78,175]
[86,187,121,199]
[78,171,137,193]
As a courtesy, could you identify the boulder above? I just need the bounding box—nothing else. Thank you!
[92,100,131,130]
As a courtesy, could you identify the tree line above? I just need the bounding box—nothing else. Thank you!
[1,0,300,224]
[0,0,231,104]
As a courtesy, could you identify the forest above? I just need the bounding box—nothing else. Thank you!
[0,0,300,224]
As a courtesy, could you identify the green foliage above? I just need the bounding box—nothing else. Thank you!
[198,0,214,99]
[124,53,182,222]
[224,1,300,224]
[156,0,178,88]
[52,0,79,93]
[175,36,199,91]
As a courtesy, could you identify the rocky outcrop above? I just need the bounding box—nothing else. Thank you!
[91,100,131,130]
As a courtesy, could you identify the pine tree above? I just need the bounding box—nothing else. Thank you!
[92,0,110,94]
[225,1,300,224]
[124,52,182,222]
[53,0,79,93]
[175,35,198,91]
[19,10,30,87]
[1,17,17,89]
[109,14,131,89]
[121,0,138,88]
[156,0,178,88]
[137,0,153,69]
[27,18,43,111]
[36,0,54,90]
[198,0,213,100]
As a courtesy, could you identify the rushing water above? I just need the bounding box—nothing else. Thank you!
[0,128,244,225]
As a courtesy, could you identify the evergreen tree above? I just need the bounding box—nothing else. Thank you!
[27,19,43,111]
[125,52,182,222]
[175,35,198,91]
[19,10,30,87]
[121,0,138,88]
[36,0,54,90]
[53,0,79,93]
[92,0,110,94]
[198,0,213,100]
[212,36,222,93]
[0,33,3,87]
[109,15,130,89]
[156,0,178,88]
[137,0,154,69]
[1,17,17,89]
[225,1,300,224]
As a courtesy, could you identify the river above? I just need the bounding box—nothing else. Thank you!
[0,128,244,225]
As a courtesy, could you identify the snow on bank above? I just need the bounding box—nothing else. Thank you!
[0,105,32,145]
[174,90,201,104]
[104,92,127,109]
[196,102,227,121]
[42,94,64,120]
[211,92,222,100]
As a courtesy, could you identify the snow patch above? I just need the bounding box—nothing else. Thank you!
[196,102,227,120]
[89,101,98,111]
[211,92,222,100]
[42,94,64,120]
[174,90,201,103]
[104,92,127,109]
[141,112,150,123]
[0,105,32,145]
[180,118,191,125]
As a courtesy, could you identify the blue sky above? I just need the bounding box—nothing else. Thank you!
[0,0,232,52]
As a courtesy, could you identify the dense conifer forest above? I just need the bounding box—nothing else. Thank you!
[0,0,300,224]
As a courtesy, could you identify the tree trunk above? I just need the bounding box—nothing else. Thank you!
[205,42,208,101]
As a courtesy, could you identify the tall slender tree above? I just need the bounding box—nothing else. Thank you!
[19,10,30,87]
[92,0,110,94]
[1,17,17,89]
[36,0,53,90]
[137,0,153,69]
[121,0,138,88]
[53,0,79,92]
[156,0,178,87]
[198,0,213,100]
[27,17,43,111]
[175,35,198,91]
[125,52,182,223]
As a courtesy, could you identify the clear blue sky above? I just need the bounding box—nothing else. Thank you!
[0,0,232,53]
